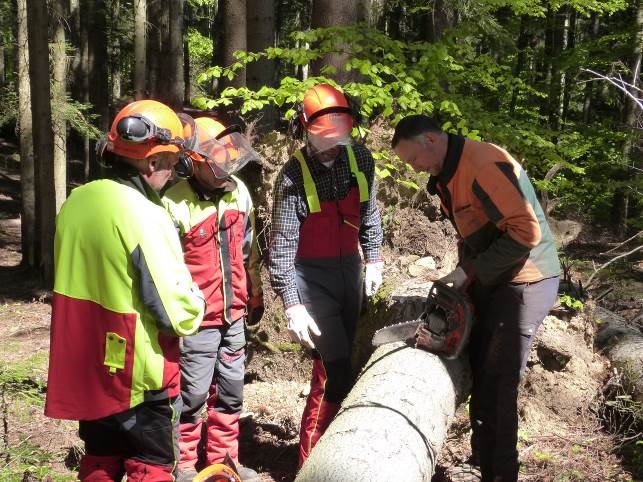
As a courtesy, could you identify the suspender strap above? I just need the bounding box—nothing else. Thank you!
[294,146,370,213]
[294,150,322,213]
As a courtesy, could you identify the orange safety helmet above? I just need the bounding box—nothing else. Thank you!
[105,100,184,160]
[298,83,355,138]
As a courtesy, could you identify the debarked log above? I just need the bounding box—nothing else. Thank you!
[595,306,643,403]
[295,341,471,482]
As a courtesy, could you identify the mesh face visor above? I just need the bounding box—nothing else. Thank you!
[197,131,260,179]
[306,111,353,153]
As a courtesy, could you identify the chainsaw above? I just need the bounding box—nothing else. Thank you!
[371,281,474,359]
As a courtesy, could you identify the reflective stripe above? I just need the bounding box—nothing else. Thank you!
[346,145,369,202]
[294,145,369,213]
[294,150,321,213]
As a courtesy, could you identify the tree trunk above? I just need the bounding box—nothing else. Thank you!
[166,0,184,109]
[51,0,68,211]
[297,278,469,481]
[296,341,470,481]
[184,3,191,103]
[26,0,55,286]
[614,0,643,238]
[310,0,358,83]
[425,0,454,42]
[247,0,277,131]
[0,13,5,87]
[217,0,247,89]
[134,0,146,99]
[509,16,528,115]
[110,0,122,103]
[582,14,600,123]
[147,0,163,98]
[548,9,569,133]
[17,0,35,268]
[88,0,108,180]
[594,307,643,404]
[561,9,576,122]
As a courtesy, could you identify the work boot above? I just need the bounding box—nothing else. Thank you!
[446,463,482,482]
[236,464,261,482]
[176,467,198,482]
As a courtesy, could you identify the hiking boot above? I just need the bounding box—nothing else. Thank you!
[237,464,261,482]
[446,463,482,482]
[176,467,198,482]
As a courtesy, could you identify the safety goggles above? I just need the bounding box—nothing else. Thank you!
[116,114,183,146]
[197,131,260,179]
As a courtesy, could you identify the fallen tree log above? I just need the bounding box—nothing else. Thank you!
[295,338,470,481]
[594,306,643,403]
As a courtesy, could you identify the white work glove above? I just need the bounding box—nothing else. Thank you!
[364,261,384,297]
[285,304,321,350]
[438,266,469,290]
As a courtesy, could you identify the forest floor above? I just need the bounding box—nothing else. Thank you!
[0,149,642,481]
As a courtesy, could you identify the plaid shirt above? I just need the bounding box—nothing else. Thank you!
[269,143,383,307]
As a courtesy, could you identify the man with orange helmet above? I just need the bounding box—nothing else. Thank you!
[45,100,206,481]
[162,116,262,482]
[269,83,384,466]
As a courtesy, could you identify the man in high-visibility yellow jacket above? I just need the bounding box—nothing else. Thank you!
[45,100,205,482]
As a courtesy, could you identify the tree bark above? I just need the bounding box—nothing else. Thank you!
[509,16,529,116]
[247,0,277,131]
[147,0,163,98]
[88,0,108,180]
[134,0,146,99]
[582,14,600,123]
[548,9,570,133]
[296,341,470,481]
[166,0,184,109]
[51,0,68,211]
[110,0,122,103]
[594,307,643,404]
[217,0,247,89]
[26,0,55,285]
[426,0,454,42]
[17,0,35,268]
[310,0,359,83]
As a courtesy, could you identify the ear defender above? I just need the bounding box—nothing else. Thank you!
[175,153,194,178]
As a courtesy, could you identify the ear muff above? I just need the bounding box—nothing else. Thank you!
[288,103,305,140]
[175,153,194,178]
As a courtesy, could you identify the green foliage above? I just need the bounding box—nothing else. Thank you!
[0,87,17,128]
[558,294,584,311]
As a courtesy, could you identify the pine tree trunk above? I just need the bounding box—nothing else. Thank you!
[134,0,146,99]
[88,0,108,180]
[26,0,55,286]
[218,0,247,89]
[110,0,122,103]
[247,0,276,131]
[166,0,184,109]
[509,16,528,115]
[17,0,35,268]
[147,0,162,98]
[310,0,358,83]
[582,14,600,123]
[548,9,569,133]
[51,0,68,213]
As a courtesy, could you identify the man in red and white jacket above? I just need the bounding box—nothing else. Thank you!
[163,116,263,482]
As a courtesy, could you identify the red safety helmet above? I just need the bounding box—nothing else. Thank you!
[105,100,184,160]
[291,84,359,152]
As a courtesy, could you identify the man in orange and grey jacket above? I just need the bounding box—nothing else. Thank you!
[269,83,384,467]
[163,116,262,482]
[393,114,560,482]
[45,100,205,481]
